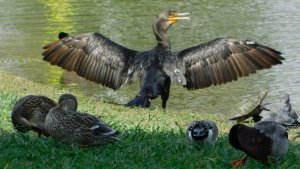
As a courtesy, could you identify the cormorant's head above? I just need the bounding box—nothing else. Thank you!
[155,11,190,31]
[153,11,190,48]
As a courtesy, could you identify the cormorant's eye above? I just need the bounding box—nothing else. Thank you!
[167,11,173,16]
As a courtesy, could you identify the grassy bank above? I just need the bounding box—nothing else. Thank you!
[0,71,299,169]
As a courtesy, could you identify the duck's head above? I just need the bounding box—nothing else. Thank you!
[58,94,78,111]
[228,124,244,151]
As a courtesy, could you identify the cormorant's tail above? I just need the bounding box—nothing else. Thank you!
[125,95,151,108]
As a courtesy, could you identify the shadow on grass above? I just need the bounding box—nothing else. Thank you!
[0,127,235,169]
[3,126,298,169]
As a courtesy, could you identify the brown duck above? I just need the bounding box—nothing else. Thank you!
[44,94,119,146]
[11,95,57,137]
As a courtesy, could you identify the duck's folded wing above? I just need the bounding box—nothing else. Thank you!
[174,38,284,90]
[43,32,141,90]
[72,111,117,136]
[237,125,272,161]
[90,120,118,136]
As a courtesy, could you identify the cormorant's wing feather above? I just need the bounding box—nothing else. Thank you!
[176,38,284,89]
[162,54,187,85]
[43,32,140,90]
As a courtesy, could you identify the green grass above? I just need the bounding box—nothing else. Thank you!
[0,71,299,169]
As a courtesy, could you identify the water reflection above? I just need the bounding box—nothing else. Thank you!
[0,0,299,113]
[40,0,75,34]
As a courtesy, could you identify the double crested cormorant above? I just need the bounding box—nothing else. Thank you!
[42,11,284,109]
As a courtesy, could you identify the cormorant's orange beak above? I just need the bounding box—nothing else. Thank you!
[169,12,190,24]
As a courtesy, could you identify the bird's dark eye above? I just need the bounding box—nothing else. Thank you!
[169,11,177,16]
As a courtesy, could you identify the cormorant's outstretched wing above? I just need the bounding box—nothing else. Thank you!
[43,32,141,90]
[174,38,284,89]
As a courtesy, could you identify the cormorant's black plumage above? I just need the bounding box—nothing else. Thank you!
[42,11,284,109]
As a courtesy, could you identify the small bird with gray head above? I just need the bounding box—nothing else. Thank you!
[44,94,119,146]
[186,120,218,146]
[229,121,288,167]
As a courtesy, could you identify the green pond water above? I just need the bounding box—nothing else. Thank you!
[0,0,299,114]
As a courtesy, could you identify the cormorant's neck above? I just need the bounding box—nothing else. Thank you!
[153,21,171,49]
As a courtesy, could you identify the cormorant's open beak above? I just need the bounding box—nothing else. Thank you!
[169,12,190,24]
